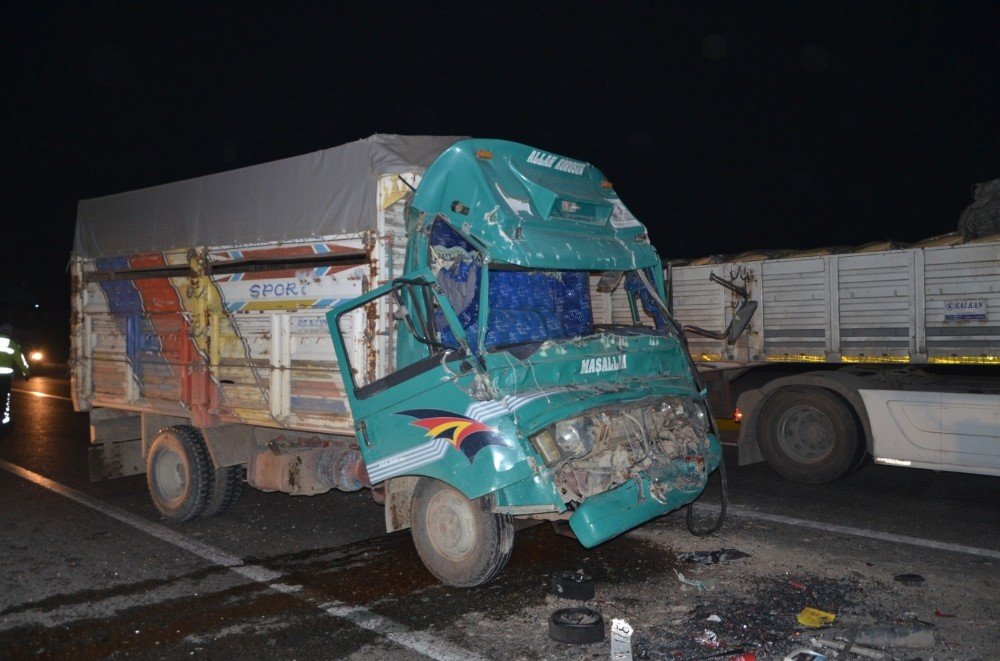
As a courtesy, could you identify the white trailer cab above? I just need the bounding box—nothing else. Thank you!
[666,235,1000,482]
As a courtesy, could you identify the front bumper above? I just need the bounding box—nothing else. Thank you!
[568,433,722,547]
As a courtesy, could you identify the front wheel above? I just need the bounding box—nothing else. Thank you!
[757,387,864,483]
[410,478,514,587]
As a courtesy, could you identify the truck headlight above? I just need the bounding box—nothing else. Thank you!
[555,420,592,458]
[530,429,561,464]
[530,419,594,465]
[687,399,710,436]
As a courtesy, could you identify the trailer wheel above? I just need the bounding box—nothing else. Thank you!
[410,478,514,587]
[757,387,863,483]
[202,465,243,518]
[146,426,213,522]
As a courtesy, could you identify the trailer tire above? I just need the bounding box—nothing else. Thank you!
[146,426,213,522]
[202,465,243,518]
[410,478,514,587]
[757,387,862,483]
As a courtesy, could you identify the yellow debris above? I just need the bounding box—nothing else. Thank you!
[797,607,836,628]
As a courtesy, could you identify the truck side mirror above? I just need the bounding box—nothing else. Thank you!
[682,274,757,345]
[726,300,757,344]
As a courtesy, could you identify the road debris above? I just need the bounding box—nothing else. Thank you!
[893,573,925,586]
[783,649,826,660]
[549,570,595,601]
[547,606,604,644]
[696,629,720,648]
[675,570,718,592]
[853,623,935,648]
[610,618,633,660]
[680,548,752,565]
[810,636,886,659]
[797,607,836,628]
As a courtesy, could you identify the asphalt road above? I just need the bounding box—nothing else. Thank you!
[2,376,998,659]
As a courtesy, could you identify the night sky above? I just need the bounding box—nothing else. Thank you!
[2,2,998,357]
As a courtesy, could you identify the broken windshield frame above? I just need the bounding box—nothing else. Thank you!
[474,265,680,354]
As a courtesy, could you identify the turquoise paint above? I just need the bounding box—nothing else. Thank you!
[569,433,723,547]
[411,139,657,271]
[328,137,722,550]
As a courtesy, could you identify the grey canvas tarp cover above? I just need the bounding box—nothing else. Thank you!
[73,134,463,259]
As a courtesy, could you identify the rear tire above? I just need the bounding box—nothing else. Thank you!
[410,478,514,587]
[757,387,863,483]
[202,465,243,517]
[146,426,213,522]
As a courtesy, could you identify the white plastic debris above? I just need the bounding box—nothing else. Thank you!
[610,618,633,660]
[695,629,719,649]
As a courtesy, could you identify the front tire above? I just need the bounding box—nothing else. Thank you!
[410,478,514,587]
[146,426,213,521]
[757,387,863,483]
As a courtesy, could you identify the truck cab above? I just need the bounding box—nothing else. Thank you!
[329,140,721,585]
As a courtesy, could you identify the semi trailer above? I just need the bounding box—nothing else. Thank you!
[666,234,1000,483]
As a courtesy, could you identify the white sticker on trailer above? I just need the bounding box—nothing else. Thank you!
[944,299,986,321]
[216,277,359,307]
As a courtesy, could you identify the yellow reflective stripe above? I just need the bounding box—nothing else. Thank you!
[840,355,911,364]
[929,355,1000,365]
[765,354,826,363]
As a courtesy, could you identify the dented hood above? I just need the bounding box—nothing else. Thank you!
[476,331,703,433]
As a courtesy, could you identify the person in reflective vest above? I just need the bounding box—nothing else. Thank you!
[0,324,30,433]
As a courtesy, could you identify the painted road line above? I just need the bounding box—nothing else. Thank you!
[11,388,73,402]
[693,501,1000,560]
[0,570,245,632]
[0,459,485,661]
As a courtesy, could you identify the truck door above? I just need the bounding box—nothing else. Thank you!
[328,273,517,495]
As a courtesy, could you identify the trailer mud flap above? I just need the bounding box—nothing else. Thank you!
[88,439,144,481]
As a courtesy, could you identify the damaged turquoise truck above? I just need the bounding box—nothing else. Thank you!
[72,135,721,586]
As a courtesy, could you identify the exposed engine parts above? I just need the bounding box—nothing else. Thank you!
[534,397,712,505]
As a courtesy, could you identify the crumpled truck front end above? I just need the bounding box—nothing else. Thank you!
[476,329,723,547]
[517,388,722,546]
[558,397,722,546]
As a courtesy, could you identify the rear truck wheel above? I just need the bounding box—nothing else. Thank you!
[410,478,514,587]
[202,465,243,518]
[757,387,863,483]
[146,425,213,522]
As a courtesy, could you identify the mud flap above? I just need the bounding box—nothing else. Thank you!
[88,438,144,481]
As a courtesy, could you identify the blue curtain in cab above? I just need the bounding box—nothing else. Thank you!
[430,221,594,352]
